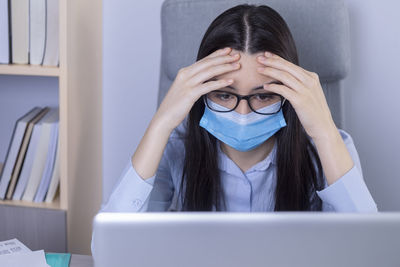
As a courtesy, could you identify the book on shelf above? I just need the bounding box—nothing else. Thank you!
[0,107,43,198]
[34,109,59,202]
[12,108,48,200]
[0,0,10,64]
[1,0,59,66]
[42,0,59,66]
[22,107,59,202]
[11,0,30,64]
[5,107,49,199]
[45,133,60,203]
[30,0,46,65]
[0,106,60,204]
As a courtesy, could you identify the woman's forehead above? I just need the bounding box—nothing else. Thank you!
[214,50,275,86]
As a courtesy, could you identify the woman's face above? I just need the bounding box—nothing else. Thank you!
[212,49,278,114]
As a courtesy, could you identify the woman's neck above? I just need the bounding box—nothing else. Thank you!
[220,136,276,173]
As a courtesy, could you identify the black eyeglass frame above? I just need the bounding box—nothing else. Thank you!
[203,90,287,115]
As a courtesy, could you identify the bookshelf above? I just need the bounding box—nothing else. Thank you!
[0,0,102,254]
[0,194,61,209]
[0,65,60,77]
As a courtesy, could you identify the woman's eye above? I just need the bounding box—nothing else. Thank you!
[216,93,234,100]
[256,94,273,101]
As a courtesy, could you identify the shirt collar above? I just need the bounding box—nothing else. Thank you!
[217,139,277,175]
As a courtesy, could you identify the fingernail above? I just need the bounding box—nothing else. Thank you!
[232,62,240,67]
[265,52,272,57]
[258,56,267,61]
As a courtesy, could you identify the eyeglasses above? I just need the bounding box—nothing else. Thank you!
[203,90,286,115]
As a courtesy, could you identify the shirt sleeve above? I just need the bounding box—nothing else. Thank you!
[90,160,155,256]
[98,160,156,213]
[317,129,378,212]
[91,132,179,256]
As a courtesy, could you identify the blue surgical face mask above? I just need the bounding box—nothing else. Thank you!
[199,99,287,151]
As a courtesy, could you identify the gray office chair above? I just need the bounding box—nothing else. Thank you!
[157,0,350,129]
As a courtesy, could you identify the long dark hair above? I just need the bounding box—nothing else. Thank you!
[179,4,325,211]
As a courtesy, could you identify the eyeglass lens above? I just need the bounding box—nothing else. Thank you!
[206,91,282,113]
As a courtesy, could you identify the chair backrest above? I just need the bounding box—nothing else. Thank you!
[158,0,350,128]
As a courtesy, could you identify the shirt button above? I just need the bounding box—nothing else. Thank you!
[132,199,142,207]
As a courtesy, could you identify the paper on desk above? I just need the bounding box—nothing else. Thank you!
[0,249,50,267]
[0,239,49,267]
[0,238,31,255]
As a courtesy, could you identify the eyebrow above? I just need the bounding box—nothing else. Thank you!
[207,78,282,91]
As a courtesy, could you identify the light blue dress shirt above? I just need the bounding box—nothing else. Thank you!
[91,123,378,255]
[98,124,378,213]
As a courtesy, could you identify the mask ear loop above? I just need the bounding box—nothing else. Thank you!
[202,95,208,107]
[202,95,215,111]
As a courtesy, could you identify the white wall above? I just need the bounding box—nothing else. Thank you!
[102,0,400,211]
[343,0,400,211]
[102,0,164,201]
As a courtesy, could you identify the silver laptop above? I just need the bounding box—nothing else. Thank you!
[92,212,400,267]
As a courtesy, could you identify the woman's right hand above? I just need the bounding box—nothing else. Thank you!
[153,47,241,133]
[131,47,241,180]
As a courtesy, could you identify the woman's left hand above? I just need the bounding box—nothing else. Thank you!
[256,51,337,143]
[256,51,355,186]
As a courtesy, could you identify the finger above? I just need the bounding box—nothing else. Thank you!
[190,61,240,85]
[257,66,307,93]
[257,53,312,84]
[263,83,297,105]
[206,47,232,59]
[195,79,234,98]
[195,47,233,67]
[187,53,240,78]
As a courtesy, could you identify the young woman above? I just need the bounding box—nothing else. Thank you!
[98,4,377,213]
